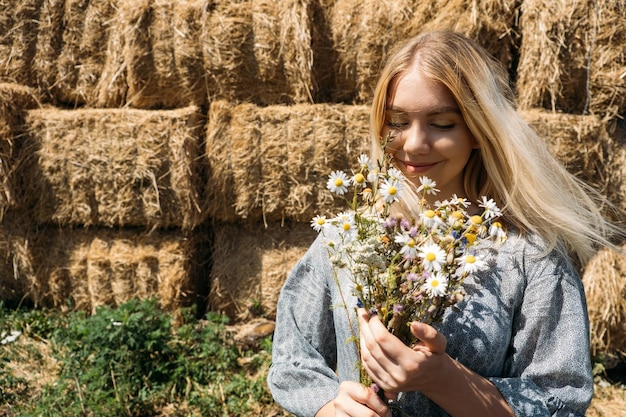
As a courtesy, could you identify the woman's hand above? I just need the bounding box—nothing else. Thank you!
[315,381,392,417]
[357,308,448,396]
[357,308,514,417]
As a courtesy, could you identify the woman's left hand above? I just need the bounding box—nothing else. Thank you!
[357,308,448,397]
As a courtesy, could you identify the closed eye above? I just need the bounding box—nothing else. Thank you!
[432,123,455,130]
[385,120,408,129]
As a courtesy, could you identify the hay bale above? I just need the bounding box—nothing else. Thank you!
[30,0,64,100]
[517,0,626,119]
[205,101,370,223]
[23,105,206,230]
[329,0,518,103]
[122,0,191,109]
[279,0,315,103]
[200,0,316,105]
[208,221,317,322]
[0,83,40,217]
[587,385,626,417]
[0,0,40,85]
[21,225,210,313]
[40,0,119,106]
[49,0,92,105]
[583,244,626,358]
[93,0,316,109]
[519,109,621,213]
[171,0,210,108]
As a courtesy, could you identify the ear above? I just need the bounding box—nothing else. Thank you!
[471,136,480,149]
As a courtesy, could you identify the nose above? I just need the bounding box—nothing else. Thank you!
[402,123,430,154]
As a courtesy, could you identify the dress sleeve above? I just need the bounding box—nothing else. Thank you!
[489,245,594,417]
[267,236,340,417]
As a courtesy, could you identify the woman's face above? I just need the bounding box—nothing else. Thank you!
[383,66,478,202]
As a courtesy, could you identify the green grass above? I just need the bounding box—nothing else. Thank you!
[0,299,288,417]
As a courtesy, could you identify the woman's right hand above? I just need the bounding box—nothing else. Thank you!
[316,381,392,417]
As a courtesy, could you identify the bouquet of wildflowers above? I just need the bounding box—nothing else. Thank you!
[311,151,506,390]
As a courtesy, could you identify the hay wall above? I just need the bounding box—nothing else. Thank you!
[0,1,624,358]
[583,244,626,357]
[0,0,318,108]
[15,225,211,313]
[517,0,626,120]
[329,0,518,103]
[520,109,624,217]
[23,106,206,230]
[0,83,39,218]
[205,101,370,223]
[208,221,316,321]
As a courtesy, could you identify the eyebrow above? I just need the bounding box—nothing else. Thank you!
[386,105,461,116]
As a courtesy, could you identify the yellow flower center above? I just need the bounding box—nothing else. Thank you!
[354,173,365,184]
[334,178,344,187]
[470,215,482,225]
[424,210,435,218]
[451,210,464,219]
[492,221,502,229]
[388,186,397,195]
[342,223,351,231]
[407,238,415,248]
[465,233,477,244]
[316,218,325,226]
[430,279,439,287]
[465,255,476,264]
[426,252,436,262]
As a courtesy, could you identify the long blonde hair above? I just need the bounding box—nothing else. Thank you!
[369,30,621,265]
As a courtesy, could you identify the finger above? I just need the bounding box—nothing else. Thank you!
[357,309,398,375]
[410,321,447,354]
[358,309,404,360]
[336,381,392,417]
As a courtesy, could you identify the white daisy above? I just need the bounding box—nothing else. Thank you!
[458,253,488,274]
[422,272,448,297]
[446,210,466,228]
[352,172,366,186]
[357,154,374,171]
[327,170,350,195]
[489,221,507,242]
[449,194,470,209]
[394,233,418,260]
[416,176,439,195]
[420,209,444,229]
[418,243,447,272]
[310,215,327,232]
[334,211,356,239]
[367,169,380,184]
[387,167,404,183]
[479,196,502,219]
[380,178,403,203]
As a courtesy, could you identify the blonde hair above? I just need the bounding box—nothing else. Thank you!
[369,30,621,265]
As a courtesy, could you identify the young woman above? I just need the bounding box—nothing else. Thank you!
[268,31,621,417]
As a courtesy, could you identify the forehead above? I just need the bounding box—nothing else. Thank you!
[387,67,459,113]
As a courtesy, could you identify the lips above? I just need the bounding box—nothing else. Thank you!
[400,160,439,174]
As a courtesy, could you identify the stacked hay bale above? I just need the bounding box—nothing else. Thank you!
[328,0,519,103]
[0,0,624,360]
[0,0,318,108]
[6,105,211,313]
[205,101,370,320]
[517,0,626,121]
[516,0,626,360]
[0,83,40,304]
